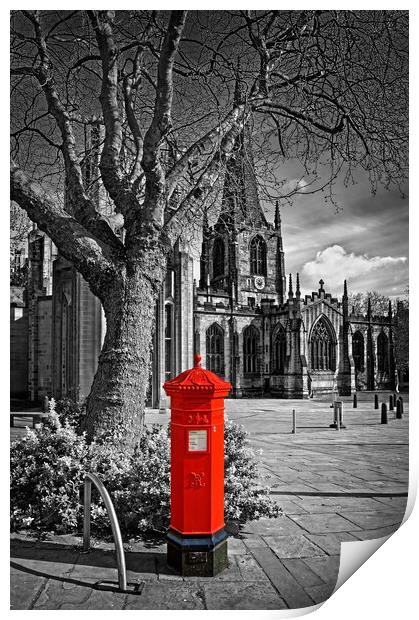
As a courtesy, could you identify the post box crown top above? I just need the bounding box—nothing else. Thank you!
[163,353,232,395]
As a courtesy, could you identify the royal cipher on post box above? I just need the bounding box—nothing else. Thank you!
[163,353,231,577]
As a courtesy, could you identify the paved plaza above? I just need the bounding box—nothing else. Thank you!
[10,393,409,610]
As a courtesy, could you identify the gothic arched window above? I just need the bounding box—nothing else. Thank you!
[250,235,267,276]
[206,323,224,375]
[310,317,336,371]
[377,331,389,372]
[243,325,259,373]
[272,325,286,373]
[213,237,225,278]
[352,331,365,373]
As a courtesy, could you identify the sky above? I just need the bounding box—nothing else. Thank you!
[262,169,409,300]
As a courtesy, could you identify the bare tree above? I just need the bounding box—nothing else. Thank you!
[10,10,408,443]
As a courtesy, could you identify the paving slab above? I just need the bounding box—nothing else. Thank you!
[125,582,205,610]
[263,534,326,559]
[304,532,359,555]
[304,583,335,605]
[235,554,269,582]
[10,565,47,610]
[242,515,302,536]
[203,581,287,610]
[251,547,315,608]
[289,512,363,534]
[302,556,340,584]
[350,525,400,541]
[337,510,405,530]
[281,558,325,588]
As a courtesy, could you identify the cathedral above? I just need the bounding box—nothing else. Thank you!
[10,126,397,408]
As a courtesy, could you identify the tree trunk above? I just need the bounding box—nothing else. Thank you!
[84,245,166,445]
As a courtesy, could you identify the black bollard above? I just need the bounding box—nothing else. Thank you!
[381,403,388,424]
[396,399,402,419]
[389,395,394,411]
[353,393,357,408]
[292,409,297,434]
[374,394,379,409]
[399,396,404,414]
[393,394,397,408]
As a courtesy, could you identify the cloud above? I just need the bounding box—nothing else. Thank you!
[280,178,310,196]
[301,245,407,294]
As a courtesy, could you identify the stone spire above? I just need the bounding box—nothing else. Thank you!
[215,68,267,232]
[288,273,293,298]
[275,200,286,304]
[296,273,301,298]
[342,280,348,320]
[274,201,281,232]
[366,296,374,390]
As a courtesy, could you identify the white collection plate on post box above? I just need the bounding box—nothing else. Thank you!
[188,429,207,452]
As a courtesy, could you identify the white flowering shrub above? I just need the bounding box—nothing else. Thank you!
[224,421,281,523]
[10,423,89,532]
[10,401,280,536]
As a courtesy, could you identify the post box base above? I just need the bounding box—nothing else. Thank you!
[166,528,228,577]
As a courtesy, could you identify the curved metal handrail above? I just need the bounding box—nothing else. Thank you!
[83,472,127,591]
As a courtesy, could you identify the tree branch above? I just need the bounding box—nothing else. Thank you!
[88,11,141,225]
[141,10,187,228]
[23,10,122,253]
[11,161,117,298]
[163,114,247,244]
[165,104,245,200]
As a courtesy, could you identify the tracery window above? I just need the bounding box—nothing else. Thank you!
[206,323,224,375]
[352,331,365,373]
[250,235,267,276]
[213,237,225,278]
[310,317,336,371]
[243,325,259,373]
[377,331,389,372]
[272,326,286,373]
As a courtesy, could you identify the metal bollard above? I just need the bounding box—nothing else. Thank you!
[330,401,345,429]
[381,403,388,424]
[399,396,404,414]
[389,395,394,411]
[396,399,402,419]
[374,394,379,409]
[43,395,50,413]
[292,409,296,434]
[353,393,357,408]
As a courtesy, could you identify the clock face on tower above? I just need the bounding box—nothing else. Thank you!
[254,275,265,290]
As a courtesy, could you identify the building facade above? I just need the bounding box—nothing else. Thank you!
[10,128,398,404]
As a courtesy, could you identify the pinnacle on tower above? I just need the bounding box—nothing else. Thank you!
[388,299,392,317]
[274,201,281,231]
[343,279,348,297]
[296,273,301,297]
[288,273,293,298]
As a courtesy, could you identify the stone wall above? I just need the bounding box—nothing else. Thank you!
[10,305,28,398]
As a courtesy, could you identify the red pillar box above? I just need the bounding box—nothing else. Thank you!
[163,353,231,576]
